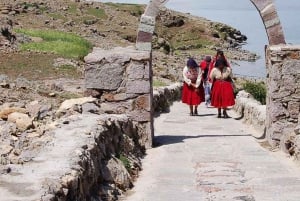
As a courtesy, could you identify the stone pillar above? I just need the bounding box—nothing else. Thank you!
[136,0,169,51]
[265,45,300,148]
[84,46,154,149]
[136,14,155,51]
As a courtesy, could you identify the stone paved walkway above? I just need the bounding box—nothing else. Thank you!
[122,101,300,201]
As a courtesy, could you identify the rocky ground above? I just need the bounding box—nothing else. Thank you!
[0,0,258,191]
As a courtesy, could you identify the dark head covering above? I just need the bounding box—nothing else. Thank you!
[205,55,212,62]
[217,50,224,56]
[215,58,228,67]
[187,58,198,68]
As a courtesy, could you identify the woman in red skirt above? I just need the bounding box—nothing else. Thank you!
[209,58,235,118]
[208,50,230,83]
[182,58,205,116]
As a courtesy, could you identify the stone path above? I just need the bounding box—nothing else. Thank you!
[122,101,300,201]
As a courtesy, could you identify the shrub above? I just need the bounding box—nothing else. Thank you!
[119,154,131,171]
[242,81,266,104]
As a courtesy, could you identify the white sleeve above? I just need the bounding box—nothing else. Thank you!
[209,68,216,81]
[222,67,232,79]
[183,66,191,85]
[195,68,203,88]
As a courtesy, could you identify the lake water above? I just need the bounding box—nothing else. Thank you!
[96,0,300,78]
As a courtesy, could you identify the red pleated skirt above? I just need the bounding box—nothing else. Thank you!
[210,80,235,107]
[181,82,205,105]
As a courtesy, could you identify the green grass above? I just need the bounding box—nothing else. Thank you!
[86,7,107,19]
[48,13,66,20]
[15,29,92,59]
[67,4,78,14]
[0,52,82,80]
[105,2,143,16]
[57,64,79,74]
[153,79,167,87]
[172,37,212,50]
[119,154,131,171]
[21,2,38,9]
[243,81,266,104]
[166,25,212,50]
[81,16,98,25]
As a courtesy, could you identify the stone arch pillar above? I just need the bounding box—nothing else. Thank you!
[249,0,285,45]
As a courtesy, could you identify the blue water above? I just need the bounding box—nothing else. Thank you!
[97,0,300,78]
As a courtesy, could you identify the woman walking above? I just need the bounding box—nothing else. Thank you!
[182,58,205,116]
[209,58,235,118]
[208,50,230,83]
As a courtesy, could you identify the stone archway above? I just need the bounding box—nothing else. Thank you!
[135,1,300,152]
[136,0,285,51]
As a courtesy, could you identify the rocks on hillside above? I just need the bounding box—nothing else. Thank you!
[158,9,185,28]
[0,16,16,52]
[212,22,247,48]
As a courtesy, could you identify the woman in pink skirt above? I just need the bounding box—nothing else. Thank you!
[182,58,205,116]
[209,58,235,118]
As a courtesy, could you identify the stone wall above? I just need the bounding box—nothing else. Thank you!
[233,90,266,136]
[0,82,184,201]
[153,83,182,113]
[84,46,153,149]
[16,114,143,201]
[266,45,300,152]
[51,83,182,201]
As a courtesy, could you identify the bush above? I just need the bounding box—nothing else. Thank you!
[242,81,266,104]
[119,154,131,171]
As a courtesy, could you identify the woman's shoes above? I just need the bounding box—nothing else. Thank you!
[189,108,198,116]
[223,111,230,118]
[217,111,230,118]
[194,109,198,115]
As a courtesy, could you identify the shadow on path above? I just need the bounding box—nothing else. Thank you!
[154,134,252,147]
[192,113,216,117]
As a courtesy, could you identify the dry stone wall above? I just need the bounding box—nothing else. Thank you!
[233,90,266,136]
[0,80,183,201]
[153,83,182,113]
[0,114,144,201]
[84,46,154,149]
[266,45,300,153]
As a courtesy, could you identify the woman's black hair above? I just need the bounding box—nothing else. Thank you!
[217,50,224,56]
[215,58,227,67]
[187,58,198,68]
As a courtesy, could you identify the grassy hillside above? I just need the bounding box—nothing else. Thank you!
[0,0,242,82]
